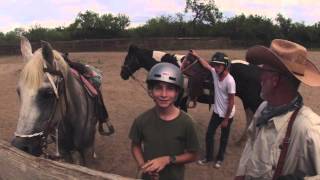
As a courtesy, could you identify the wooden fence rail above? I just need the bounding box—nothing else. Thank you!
[0,37,231,56]
[0,140,135,180]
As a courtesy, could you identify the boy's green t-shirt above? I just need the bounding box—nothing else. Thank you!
[129,108,199,180]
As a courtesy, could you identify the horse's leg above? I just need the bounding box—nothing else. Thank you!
[57,125,74,163]
[79,144,95,167]
[236,108,253,144]
[71,151,84,165]
[59,149,74,163]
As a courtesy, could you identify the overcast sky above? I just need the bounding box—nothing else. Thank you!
[1,0,319,33]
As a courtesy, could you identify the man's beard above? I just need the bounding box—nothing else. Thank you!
[260,82,273,100]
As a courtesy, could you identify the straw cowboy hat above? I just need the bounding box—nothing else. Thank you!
[246,39,320,87]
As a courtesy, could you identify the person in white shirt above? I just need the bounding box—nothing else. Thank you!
[190,50,236,168]
[235,39,320,180]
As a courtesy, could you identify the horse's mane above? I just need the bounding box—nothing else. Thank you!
[160,54,180,67]
[20,49,68,90]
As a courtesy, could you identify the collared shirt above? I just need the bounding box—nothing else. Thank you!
[236,101,320,180]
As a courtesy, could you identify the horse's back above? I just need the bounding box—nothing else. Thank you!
[230,62,262,111]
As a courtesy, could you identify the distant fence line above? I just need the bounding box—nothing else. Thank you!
[0,37,235,56]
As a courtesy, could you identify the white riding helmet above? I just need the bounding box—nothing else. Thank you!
[146,63,184,89]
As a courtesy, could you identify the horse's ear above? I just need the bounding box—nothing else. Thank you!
[129,44,138,51]
[41,40,54,66]
[61,52,69,61]
[20,36,33,62]
[181,56,185,62]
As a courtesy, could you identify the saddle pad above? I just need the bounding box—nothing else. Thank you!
[70,68,98,97]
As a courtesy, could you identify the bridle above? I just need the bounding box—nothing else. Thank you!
[181,58,199,74]
[121,54,148,91]
[14,62,67,159]
[121,54,141,77]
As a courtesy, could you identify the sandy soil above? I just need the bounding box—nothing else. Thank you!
[1,49,320,180]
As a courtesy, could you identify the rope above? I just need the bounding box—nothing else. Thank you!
[181,59,199,73]
[130,74,148,92]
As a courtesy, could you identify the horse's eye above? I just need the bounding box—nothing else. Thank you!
[39,88,55,99]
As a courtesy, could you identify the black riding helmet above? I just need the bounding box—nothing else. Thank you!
[210,52,230,69]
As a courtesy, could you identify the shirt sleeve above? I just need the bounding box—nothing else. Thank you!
[210,67,216,77]
[306,124,320,175]
[185,119,200,152]
[227,76,236,94]
[129,118,143,144]
[236,119,255,176]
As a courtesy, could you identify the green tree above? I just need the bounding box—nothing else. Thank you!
[76,10,100,29]
[2,28,25,44]
[68,11,130,39]
[275,13,292,37]
[224,14,277,44]
[185,0,222,25]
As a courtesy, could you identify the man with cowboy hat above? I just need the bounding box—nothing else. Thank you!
[235,39,320,180]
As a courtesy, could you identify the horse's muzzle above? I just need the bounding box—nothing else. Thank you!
[11,136,42,156]
[120,69,130,80]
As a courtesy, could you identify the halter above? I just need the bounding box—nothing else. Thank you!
[122,54,148,91]
[121,54,142,77]
[14,62,66,159]
[181,58,199,74]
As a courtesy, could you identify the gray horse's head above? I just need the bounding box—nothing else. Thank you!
[11,36,68,156]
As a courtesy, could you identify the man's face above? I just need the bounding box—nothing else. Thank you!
[259,64,282,100]
[149,81,179,109]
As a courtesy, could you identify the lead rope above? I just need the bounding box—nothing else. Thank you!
[181,59,199,73]
[41,62,63,160]
[130,74,148,92]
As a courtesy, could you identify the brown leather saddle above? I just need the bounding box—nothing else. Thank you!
[70,68,98,97]
[182,56,214,106]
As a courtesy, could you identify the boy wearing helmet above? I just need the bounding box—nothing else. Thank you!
[129,63,199,180]
[190,50,236,168]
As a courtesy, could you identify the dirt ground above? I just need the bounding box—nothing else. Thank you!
[1,49,320,180]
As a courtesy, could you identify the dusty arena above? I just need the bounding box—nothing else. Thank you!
[1,49,320,180]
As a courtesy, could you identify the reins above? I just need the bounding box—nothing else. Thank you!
[40,66,66,159]
[130,74,148,92]
[181,58,199,74]
[122,55,148,92]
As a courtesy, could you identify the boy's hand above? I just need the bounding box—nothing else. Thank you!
[221,118,229,128]
[188,49,199,58]
[142,156,170,173]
